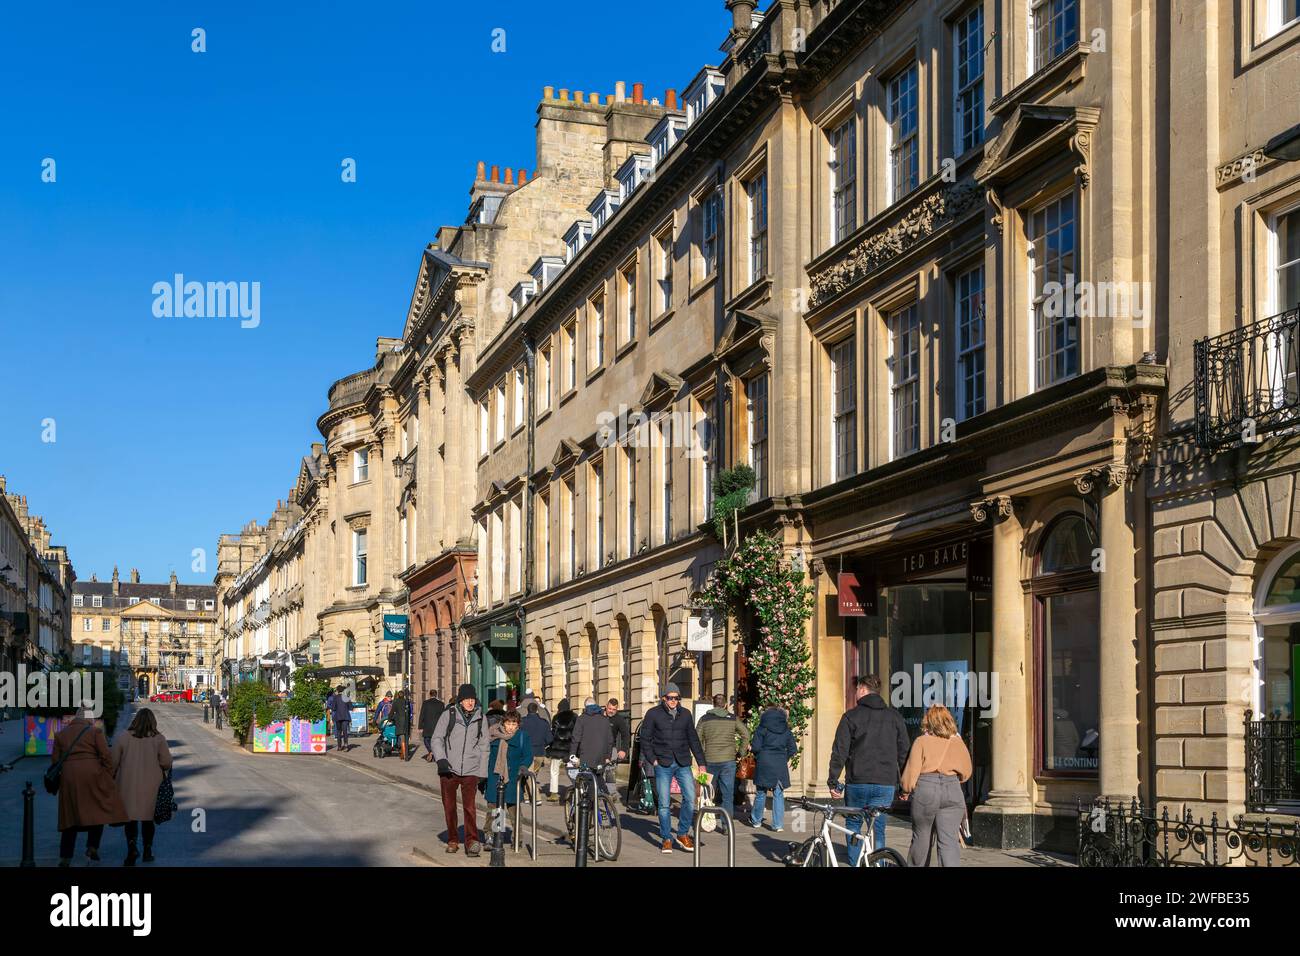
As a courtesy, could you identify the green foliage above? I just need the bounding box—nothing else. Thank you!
[710,464,756,539]
[229,680,275,743]
[286,665,329,723]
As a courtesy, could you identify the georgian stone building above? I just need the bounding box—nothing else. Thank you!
[0,475,75,682]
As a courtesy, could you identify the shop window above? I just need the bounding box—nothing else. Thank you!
[1034,513,1099,774]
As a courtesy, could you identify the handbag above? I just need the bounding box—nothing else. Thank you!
[43,723,93,795]
[153,770,179,825]
[735,753,756,781]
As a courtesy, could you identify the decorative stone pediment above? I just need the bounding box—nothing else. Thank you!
[638,371,684,410]
[715,308,776,365]
[975,104,1100,190]
[808,180,982,310]
[550,437,582,469]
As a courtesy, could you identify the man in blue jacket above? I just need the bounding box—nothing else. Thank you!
[639,683,706,853]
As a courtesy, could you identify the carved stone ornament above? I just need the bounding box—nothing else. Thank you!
[809,180,983,310]
[969,495,1015,523]
[1074,463,1128,496]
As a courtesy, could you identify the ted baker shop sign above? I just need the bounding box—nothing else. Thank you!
[900,540,969,575]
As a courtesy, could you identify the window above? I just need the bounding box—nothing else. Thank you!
[830,337,857,480]
[141,620,149,633]
[353,528,368,586]
[353,447,369,483]
[625,444,638,556]
[747,374,770,497]
[479,400,490,456]
[565,476,577,578]
[829,116,857,243]
[747,170,769,284]
[401,512,409,570]
[592,461,605,568]
[491,507,504,601]
[564,320,577,391]
[92,595,102,607]
[186,598,196,611]
[495,381,507,443]
[539,490,551,588]
[698,405,716,519]
[83,617,92,632]
[621,263,637,342]
[1030,192,1079,388]
[699,189,721,278]
[513,366,525,429]
[887,63,919,203]
[590,294,606,367]
[954,6,985,153]
[1032,0,1079,72]
[661,417,674,543]
[1272,207,1300,314]
[1254,546,1300,720]
[161,621,170,634]
[102,618,110,631]
[655,227,674,314]
[889,304,921,458]
[538,340,553,413]
[130,597,140,605]
[956,264,986,419]
[1034,513,1099,774]
[73,595,83,607]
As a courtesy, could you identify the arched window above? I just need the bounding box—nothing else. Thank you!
[1033,513,1099,775]
[617,616,632,708]
[344,633,356,667]
[1253,547,1300,720]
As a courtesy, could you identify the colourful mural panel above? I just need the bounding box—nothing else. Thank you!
[252,717,327,754]
[23,715,67,756]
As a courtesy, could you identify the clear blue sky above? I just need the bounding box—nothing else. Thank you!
[0,1,729,585]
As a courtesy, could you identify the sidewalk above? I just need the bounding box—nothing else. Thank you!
[324,737,1074,868]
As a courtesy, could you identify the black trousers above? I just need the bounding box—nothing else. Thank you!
[59,825,103,859]
[125,820,156,847]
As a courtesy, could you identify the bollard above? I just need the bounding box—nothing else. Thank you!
[215,706,222,731]
[21,781,36,867]
[573,775,590,868]
[489,781,507,868]
[203,702,210,724]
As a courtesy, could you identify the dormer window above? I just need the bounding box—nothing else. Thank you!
[528,256,565,292]
[469,194,504,225]
[510,279,537,317]
[648,115,687,168]
[616,154,654,202]
[683,68,725,128]
[564,221,594,262]
[588,190,621,232]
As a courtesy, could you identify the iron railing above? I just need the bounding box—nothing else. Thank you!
[1194,307,1300,449]
[1246,712,1300,813]
[1079,798,1299,867]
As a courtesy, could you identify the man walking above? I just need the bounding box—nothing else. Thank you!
[603,698,629,762]
[639,684,706,853]
[329,686,352,752]
[696,694,751,821]
[520,702,553,788]
[827,675,910,865]
[418,690,445,762]
[431,684,490,856]
[570,697,615,770]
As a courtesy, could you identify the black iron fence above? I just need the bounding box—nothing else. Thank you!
[1246,712,1300,812]
[1079,798,1299,867]
[1195,307,1300,449]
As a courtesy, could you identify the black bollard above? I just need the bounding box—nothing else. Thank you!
[489,781,507,868]
[21,782,35,867]
[215,705,222,731]
[203,702,210,723]
[573,775,590,868]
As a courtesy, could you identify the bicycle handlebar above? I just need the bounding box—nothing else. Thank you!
[795,798,884,818]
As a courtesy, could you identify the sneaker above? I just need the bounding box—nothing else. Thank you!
[445,843,460,854]
[674,834,695,851]
[661,839,673,854]
[772,826,784,833]
[546,794,559,803]
[465,842,482,857]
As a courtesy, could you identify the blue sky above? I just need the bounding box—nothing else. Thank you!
[0,1,729,584]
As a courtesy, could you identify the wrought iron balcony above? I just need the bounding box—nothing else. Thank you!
[1195,308,1300,449]
[1246,713,1299,814]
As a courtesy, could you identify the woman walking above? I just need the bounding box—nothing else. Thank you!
[749,706,797,832]
[484,710,533,835]
[51,702,128,866]
[112,708,174,865]
[901,704,972,867]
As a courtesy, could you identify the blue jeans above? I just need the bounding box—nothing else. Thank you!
[706,761,736,815]
[751,786,785,829]
[653,763,696,841]
[844,783,894,865]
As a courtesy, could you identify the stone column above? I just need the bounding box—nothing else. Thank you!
[971,495,1033,847]
[1078,464,1141,799]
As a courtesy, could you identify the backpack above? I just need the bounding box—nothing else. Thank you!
[443,709,485,751]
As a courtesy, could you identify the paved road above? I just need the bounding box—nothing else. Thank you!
[1,704,441,866]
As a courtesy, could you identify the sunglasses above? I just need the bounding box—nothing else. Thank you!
[665,696,681,702]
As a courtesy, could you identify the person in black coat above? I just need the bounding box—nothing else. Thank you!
[604,698,630,761]
[520,702,553,780]
[827,675,910,861]
[640,684,707,852]
[419,692,446,762]
[391,690,412,761]
[749,707,798,832]
[545,700,577,802]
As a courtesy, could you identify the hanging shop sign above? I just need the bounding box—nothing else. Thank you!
[967,537,993,592]
[489,624,519,648]
[382,614,410,641]
[686,612,714,652]
[837,570,877,617]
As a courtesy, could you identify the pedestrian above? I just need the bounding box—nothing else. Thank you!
[391,690,412,761]
[374,690,393,730]
[430,684,490,856]
[901,704,973,867]
[639,683,706,853]
[418,690,446,762]
[520,702,553,793]
[51,701,128,867]
[696,694,751,819]
[545,699,577,803]
[111,708,174,865]
[519,690,550,722]
[485,709,533,833]
[749,706,797,833]
[570,697,615,770]
[603,698,630,762]
[486,699,507,728]
[329,686,352,752]
[827,675,910,864]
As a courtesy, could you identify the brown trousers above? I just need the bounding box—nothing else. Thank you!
[439,774,480,846]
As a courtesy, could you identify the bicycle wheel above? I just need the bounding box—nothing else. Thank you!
[798,837,832,867]
[866,847,906,867]
[594,794,622,861]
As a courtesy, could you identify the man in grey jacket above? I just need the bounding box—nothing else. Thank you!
[431,683,490,856]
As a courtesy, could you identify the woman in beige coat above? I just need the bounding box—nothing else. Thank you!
[111,708,173,865]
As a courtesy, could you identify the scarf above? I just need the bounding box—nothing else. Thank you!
[490,723,517,782]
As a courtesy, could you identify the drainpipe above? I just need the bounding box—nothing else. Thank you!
[523,331,537,684]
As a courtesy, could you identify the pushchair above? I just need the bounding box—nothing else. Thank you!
[373,719,398,757]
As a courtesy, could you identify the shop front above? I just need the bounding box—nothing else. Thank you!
[466,619,523,707]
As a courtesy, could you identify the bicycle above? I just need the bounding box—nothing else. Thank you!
[786,798,906,867]
[561,760,622,861]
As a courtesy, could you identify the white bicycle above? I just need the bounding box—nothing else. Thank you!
[786,798,906,867]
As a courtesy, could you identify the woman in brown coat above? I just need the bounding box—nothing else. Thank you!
[112,708,173,865]
[51,705,128,866]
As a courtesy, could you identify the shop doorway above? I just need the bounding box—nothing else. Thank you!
[469,639,521,708]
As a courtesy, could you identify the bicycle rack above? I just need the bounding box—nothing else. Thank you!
[513,769,539,861]
[692,805,735,867]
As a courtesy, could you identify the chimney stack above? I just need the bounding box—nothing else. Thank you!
[112,566,119,596]
[666,88,678,110]
[130,568,140,584]
[169,571,177,596]
[632,82,645,105]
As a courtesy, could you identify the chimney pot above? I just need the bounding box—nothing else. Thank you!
[476,160,486,180]
[575,90,583,104]
[614,81,626,102]
[518,168,528,185]
[543,85,554,100]
[504,167,514,184]
[666,88,678,110]
[490,164,500,182]
[589,92,600,105]
[559,88,569,101]
[633,82,644,105]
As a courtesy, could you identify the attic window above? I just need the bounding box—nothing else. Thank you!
[617,154,654,202]
[683,68,725,128]
[649,116,687,166]
[588,190,621,232]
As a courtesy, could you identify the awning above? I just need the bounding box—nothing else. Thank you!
[312,665,384,680]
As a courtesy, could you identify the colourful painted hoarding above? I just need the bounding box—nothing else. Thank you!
[252,717,327,754]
